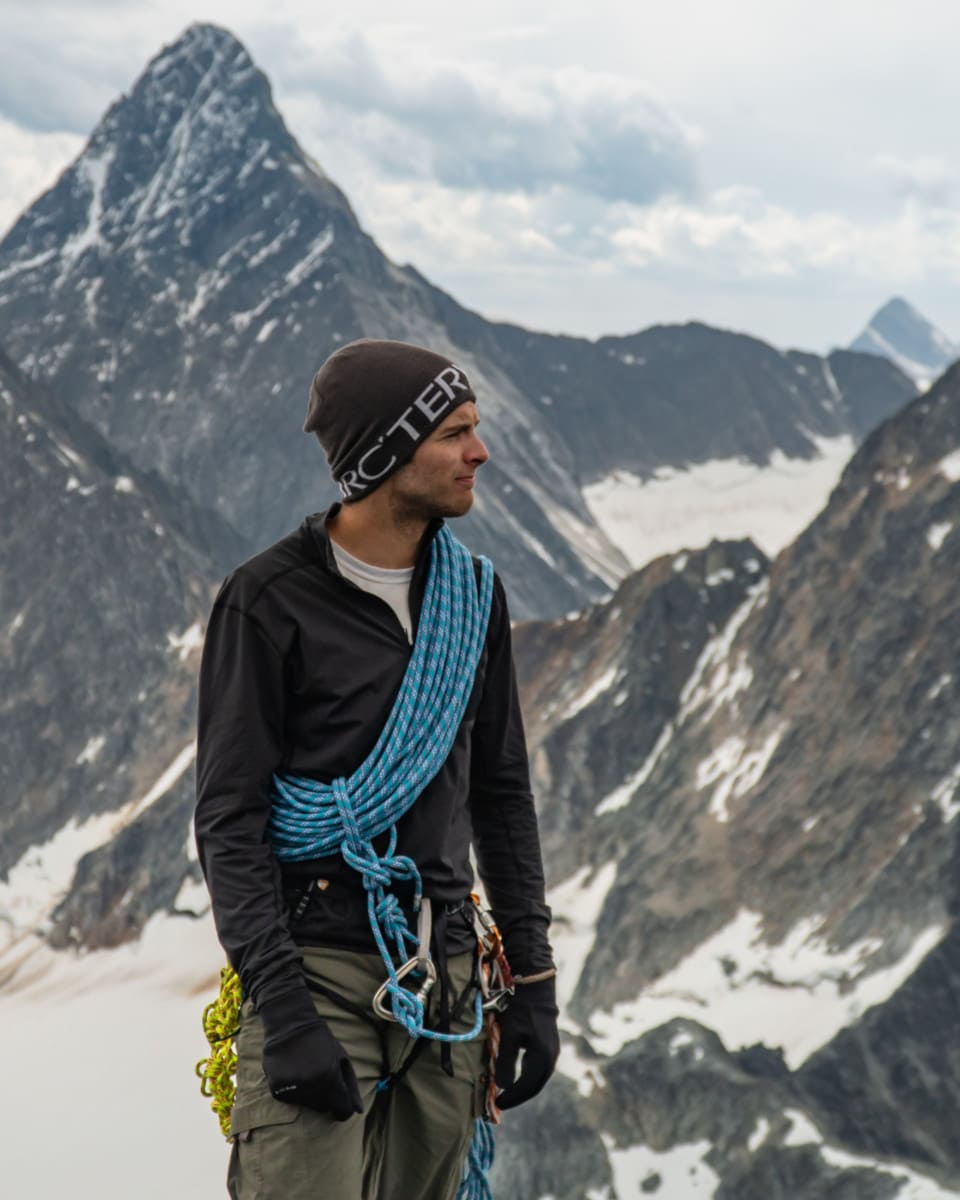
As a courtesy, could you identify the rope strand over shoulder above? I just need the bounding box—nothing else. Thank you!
[268,525,493,1042]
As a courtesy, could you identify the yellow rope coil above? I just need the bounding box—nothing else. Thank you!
[195,964,243,1138]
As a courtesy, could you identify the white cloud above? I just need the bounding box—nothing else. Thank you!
[0,117,83,237]
[273,31,701,204]
[607,189,960,282]
[874,154,957,206]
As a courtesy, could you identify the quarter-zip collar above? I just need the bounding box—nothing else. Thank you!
[303,505,446,633]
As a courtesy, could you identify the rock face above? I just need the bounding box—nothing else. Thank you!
[0,23,915,617]
[514,537,769,884]
[497,363,960,1196]
[850,297,959,387]
[0,347,214,957]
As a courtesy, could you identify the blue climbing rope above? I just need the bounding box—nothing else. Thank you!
[457,1120,496,1200]
[268,526,499,1197]
[268,523,493,1044]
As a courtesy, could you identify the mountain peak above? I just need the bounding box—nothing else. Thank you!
[0,21,324,272]
[134,22,258,112]
[849,296,958,387]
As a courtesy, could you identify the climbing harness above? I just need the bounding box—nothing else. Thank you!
[196,526,505,1195]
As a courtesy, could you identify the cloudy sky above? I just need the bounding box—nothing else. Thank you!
[2,0,959,352]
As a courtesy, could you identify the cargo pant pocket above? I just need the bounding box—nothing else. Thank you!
[228,1092,303,1200]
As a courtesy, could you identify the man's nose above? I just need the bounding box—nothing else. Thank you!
[466,432,489,465]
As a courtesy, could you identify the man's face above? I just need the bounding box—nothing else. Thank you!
[385,401,489,520]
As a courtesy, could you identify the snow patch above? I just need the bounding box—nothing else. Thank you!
[173,877,210,916]
[167,622,203,661]
[927,674,951,701]
[75,735,106,765]
[0,743,196,947]
[60,148,115,267]
[668,1028,705,1062]
[285,228,334,289]
[595,723,674,815]
[748,1117,770,1152]
[927,521,953,552]
[679,582,768,723]
[696,724,786,822]
[0,248,56,284]
[938,450,960,482]
[555,1040,606,1097]
[587,909,945,1067]
[601,1133,719,1198]
[931,763,960,822]
[563,665,619,720]
[547,862,618,1015]
[583,436,855,569]
[784,1109,959,1198]
[783,1107,822,1147]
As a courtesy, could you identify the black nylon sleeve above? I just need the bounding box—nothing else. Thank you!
[469,574,555,975]
[194,594,305,1009]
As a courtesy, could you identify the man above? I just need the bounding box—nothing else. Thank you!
[195,339,559,1200]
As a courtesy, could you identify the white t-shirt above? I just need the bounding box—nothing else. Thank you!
[330,539,415,643]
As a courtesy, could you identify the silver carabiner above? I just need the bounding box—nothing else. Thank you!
[481,986,514,1013]
[372,956,438,1022]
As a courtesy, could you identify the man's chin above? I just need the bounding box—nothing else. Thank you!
[427,489,476,520]
[445,491,475,518]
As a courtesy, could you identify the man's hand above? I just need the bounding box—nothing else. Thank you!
[259,989,364,1121]
[494,977,560,1110]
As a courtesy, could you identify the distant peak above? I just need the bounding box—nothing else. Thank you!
[850,296,958,385]
[876,296,920,320]
[155,22,249,58]
[142,23,254,90]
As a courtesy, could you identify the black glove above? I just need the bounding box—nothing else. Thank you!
[495,977,560,1110]
[259,988,364,1120]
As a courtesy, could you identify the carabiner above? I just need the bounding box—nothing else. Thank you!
[372,956,438,1022]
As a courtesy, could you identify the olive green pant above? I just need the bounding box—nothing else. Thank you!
[227,947,486,1200]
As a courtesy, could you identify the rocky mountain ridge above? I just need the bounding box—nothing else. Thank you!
[500,361,960,1196]
[0,23,916,617]
[0,346,211,962]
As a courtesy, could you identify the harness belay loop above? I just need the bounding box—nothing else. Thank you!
[196,527,501,1195]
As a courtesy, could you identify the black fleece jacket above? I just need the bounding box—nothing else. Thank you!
[195,507,554,1011]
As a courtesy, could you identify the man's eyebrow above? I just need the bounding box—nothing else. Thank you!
[440,415,480,433]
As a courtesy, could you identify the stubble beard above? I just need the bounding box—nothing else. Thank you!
[387,473,476,524]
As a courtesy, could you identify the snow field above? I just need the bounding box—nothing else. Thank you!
[0,913,227,1200]
[586,909,945,1068]
[583,436,856,570]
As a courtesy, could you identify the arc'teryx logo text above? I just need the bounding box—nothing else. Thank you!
[337,365,471,498]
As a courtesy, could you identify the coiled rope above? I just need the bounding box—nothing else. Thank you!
[196,965,242,1137]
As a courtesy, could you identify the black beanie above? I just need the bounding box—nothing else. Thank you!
[305,339,477,502]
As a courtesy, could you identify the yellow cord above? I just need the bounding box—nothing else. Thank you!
[195,964,243,1138]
